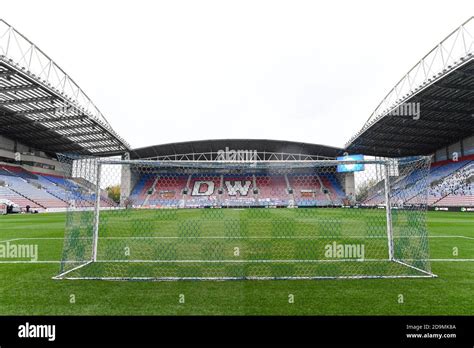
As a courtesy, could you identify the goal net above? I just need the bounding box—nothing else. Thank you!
[54,156,435,280]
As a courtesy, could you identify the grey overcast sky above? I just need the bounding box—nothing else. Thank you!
[2,1,473,149]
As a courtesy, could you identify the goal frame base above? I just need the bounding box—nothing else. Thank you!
[53,259,437,281]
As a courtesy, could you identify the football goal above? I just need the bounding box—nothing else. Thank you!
[54,156,436,280]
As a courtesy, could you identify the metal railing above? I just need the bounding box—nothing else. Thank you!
[134,151,336,162]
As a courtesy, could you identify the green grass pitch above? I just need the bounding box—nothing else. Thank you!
[0,210,473,315]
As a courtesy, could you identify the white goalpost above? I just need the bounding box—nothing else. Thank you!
[54,156,436,280]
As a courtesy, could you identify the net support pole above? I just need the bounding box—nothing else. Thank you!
[384,163,394,261]
[92,161,101,262]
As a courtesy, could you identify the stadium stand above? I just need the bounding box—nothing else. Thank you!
[363,157,474,207]
[0,175,67,209]
[0,163,116,210]
[290,173,344,206]
[0,165,66,208]
[2,154,473,211]
[431,161,474,206]
[128,171,346,207]
[0,186,40,209]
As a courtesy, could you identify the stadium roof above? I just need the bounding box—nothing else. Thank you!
[130,139,344,161]
[346,17,474,157]
[0,19,130,156]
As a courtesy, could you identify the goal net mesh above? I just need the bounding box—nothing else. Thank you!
[55,156,435,280]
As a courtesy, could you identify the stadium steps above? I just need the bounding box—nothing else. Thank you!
[0,186,40,208]
[143,176,160,206]
[41,175,94,206]
[72,177,94,190]
[27,174,70,206]
[314,174,325,193]
[71,177,115,207]
[100,195,117,208]
[315,174,334,204]
[434,194,474,206]
[1,165,38,180]
[6,185,46,209]
[41,174,69,191]
[363,178,389,205]
[431,194,446,206]
[43,189,69,205]
[72,177,101,195]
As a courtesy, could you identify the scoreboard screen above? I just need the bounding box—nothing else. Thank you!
[337,154,364,173]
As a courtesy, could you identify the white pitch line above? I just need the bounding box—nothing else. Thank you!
[0,260,80,264]
[95,258,377,263]
[408,259,474,262]
[0,235,473,242]
[0,237,86,243]
[59,275,435,280]
[0,238,24,243]
[429,235,474,240]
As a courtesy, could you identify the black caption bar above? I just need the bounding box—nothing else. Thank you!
[0,316,473,346]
